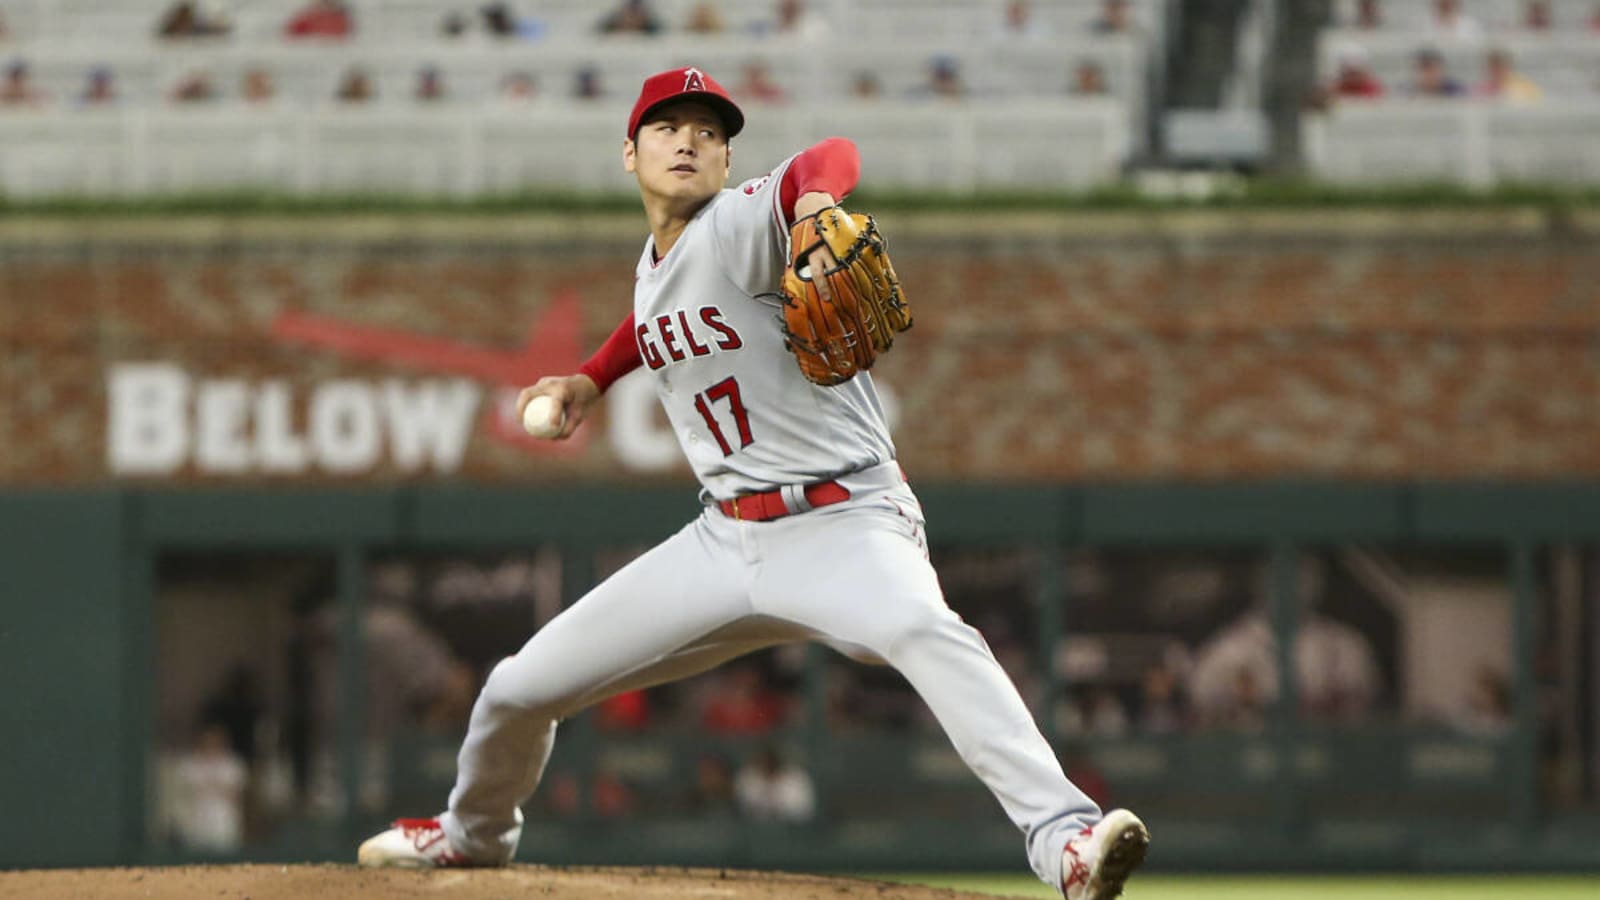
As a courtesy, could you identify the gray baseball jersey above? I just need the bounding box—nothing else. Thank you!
[429,153,1104,894]
[631,154,895,501]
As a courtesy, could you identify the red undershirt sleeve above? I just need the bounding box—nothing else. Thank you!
[779,137,861,223]
[577,311,642,393]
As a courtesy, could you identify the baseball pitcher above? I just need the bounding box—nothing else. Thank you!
[358,66,1148,899]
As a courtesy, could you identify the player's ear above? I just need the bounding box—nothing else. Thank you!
[623,137,637,173]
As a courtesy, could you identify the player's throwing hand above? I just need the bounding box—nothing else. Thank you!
[516,374,598,441]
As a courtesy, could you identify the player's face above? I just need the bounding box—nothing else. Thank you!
[623,100,731,205]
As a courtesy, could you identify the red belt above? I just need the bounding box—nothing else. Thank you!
[717,481,851,522]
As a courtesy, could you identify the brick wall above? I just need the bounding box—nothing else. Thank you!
[2,210,1596,484]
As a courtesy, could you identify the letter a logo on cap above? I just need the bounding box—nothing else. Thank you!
[683,67,706,92]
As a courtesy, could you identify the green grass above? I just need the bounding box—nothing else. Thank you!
[873,873,1600,899]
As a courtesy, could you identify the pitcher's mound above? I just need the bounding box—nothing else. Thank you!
[0,863,1025,899]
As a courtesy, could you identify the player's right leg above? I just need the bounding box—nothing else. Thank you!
[359,513,769,868]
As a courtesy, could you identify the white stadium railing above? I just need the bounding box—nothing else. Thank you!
[1302,101,1600,186]
[0,101,1132,197]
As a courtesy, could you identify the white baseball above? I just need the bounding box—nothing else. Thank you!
[521,394,564,439]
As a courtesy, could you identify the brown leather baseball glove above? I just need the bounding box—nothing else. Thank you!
[780,206,912,386]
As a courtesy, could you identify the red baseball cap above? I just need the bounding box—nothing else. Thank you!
[626,66,745,139]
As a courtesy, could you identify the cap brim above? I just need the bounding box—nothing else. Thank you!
[637,92,744,139]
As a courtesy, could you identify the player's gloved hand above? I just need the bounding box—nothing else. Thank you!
[516,374,599,440]
[780,204,912,386]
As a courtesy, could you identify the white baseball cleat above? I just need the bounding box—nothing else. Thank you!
[1060,808,1150,900]
[357,817,479,868]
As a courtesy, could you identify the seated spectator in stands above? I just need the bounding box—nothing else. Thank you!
[573,66,604,100]
[1327,45,1384,100]
[414,66,447,103]
[597,0,662,35]
[734,745,815,823]
[851,71,882,100]
[700,663,788,734]
[1407,48,1465,97]
[772,0,827,40]
[0,60,45,107]
[79,67,117,107]
[335,66,374,104]
[1138,664,1185,734]
[1428,0,1482,41]
[285,0,353,40]
[994,0,1050,41]
[157,1,230,38]
[170,70,217,104]
[684,2,725,34]
[242,68,276,105]
[1070,60,1109,96]
[1521,0,1553,30]
[737,60,786,104]
[1350,0,1383,30]
[440,12,469,38]
[1476,48,1541,103]
[483,3,544,40]
[914,55,966,100]
[681,753,737,817]
[1090,0,1133,34]
[498,71,538,104]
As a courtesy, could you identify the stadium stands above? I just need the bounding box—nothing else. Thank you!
[1305,0,1600,185]
[0,0,1170,196]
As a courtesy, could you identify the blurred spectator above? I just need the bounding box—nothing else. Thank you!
[498,70,539,104]
[700,663,788,734]
[994,0,1049,41]
[1070,60,1108,96]
[1060,745,1112,809]
[157,1,230,38]
[1056,687,1130,737]
[78,67,118,107]
[1350,0,1382,29]
[851,71,882,100]
[0,59,46,107]
[574,65,604,100]
[242,68,276,105]
[682,752,737,816]
[483,3,544,40]
[200,664,266,768]
[1407,48,1465,97]
[772,0,827,40]
[170,70,218,104]
[1090,0,1132,34]
[1591,2,1600,31]
[1522,0,1552,30]
[734,745,816,823]
[1323,45,1384,102]
[335,67,374,104]
[1190,608,1382,726]
[1476,48,1541,103]
[415,66,447,103]
[597,0,663,35]
[915,55,965,99]
[172,723,248,852]
[285,0,353,40]
[440,11,469,38]
[684,1,725,34]
[1428,0,1483,41]
[737,60,786,104]
[1138,664,1185,733]
[594,689,651,730]
[1455,663,1513,735]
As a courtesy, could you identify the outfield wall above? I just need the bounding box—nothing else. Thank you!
[3,208,1598,486]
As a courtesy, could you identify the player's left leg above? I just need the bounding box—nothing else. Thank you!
[752,484,1145,896]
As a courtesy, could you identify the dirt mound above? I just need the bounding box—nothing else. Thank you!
[0,864,1023,899]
